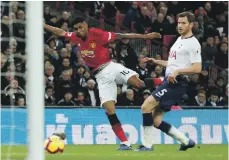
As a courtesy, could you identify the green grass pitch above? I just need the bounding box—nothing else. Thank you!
[1,144,228,160]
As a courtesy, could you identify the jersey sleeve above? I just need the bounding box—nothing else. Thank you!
[92,28,116,44]
[101,31,116,43]
[64,32,77,42]
[189,44,202,63]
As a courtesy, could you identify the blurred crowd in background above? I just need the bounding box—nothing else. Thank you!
[1,1,228,107]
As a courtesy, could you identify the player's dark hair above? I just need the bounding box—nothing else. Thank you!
[178,11,195,23]
[72,17,86,25]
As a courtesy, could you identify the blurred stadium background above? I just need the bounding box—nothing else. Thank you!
[1,1,228,160]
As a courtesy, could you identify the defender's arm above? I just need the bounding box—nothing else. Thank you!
[177,62,202,75]
[143,57,168,67]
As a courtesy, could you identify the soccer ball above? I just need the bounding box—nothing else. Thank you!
[44,135,65,154]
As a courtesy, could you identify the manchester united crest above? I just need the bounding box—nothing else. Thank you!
[89,41,96,49]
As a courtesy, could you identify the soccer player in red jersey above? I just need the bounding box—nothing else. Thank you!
[44,17,161,150]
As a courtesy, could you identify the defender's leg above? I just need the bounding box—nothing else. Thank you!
[153,107,195,151]
[135,95,159,151]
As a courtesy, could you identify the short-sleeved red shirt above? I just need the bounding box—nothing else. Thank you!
[64,28,116,70]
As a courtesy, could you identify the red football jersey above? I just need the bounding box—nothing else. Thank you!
[64,28,116,69]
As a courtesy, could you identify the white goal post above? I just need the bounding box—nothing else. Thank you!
[26,1,44,160]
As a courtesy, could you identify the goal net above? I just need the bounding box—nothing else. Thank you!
[1,1,44,160]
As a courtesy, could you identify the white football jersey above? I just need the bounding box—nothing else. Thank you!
[165,36,202,77]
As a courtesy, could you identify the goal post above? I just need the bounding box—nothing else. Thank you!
[26,1,44,160]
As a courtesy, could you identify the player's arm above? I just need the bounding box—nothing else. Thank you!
[168,62,202,84]
[98,29,161,44]
[177,62,202,75]
[143,57,168,67]
[115,32,161,40]
[177,45,202,75]
[44,24,66,37]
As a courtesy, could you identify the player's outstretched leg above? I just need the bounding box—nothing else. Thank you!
[135,96,158,151]
[153,109,195,151]
[104,101,132,150]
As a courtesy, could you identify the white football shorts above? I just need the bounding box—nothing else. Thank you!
[95,61,138,106]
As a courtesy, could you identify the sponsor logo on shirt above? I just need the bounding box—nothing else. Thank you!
[81,50,95,58]
[169,51,176,59]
